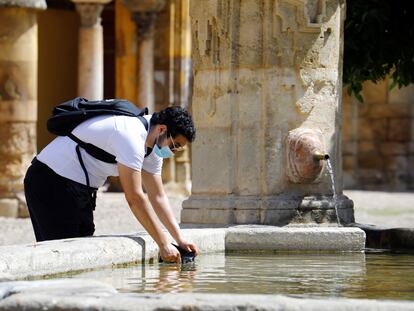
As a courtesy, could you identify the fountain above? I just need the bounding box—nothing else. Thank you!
[286,127,341,225]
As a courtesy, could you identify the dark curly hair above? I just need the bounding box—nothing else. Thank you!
[150,106,196,142]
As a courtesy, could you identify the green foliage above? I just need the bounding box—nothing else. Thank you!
[343,0,414,102]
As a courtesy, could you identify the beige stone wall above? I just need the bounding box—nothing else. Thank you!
[37,9,79,150]
[342,81,414,191]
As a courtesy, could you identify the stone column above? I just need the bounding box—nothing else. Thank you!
[71,0,112,100]
[162,0,192,196]
[122,0,166,113]
[182,0,354,225]
[0,0,46,217]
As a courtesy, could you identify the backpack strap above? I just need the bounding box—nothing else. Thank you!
[68,115,151,187]
[68,133,117,164]
[138,107,149,131]
[66,114,149,164]
[75,144,91,188]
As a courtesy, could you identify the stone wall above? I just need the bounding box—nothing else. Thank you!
[342,80,414,191]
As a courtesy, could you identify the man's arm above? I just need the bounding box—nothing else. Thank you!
[142,170,199,254]
[117,163,181,262]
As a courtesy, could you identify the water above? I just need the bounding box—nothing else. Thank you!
[57,252,414,300]
[326,158,340,225]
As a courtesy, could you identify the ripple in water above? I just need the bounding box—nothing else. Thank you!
[64,252,414,300]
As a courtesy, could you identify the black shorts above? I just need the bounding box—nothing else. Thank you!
[24,158,97,242]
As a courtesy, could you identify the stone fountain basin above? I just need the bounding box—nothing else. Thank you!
[1,226,413,310]
[0,226,365,281]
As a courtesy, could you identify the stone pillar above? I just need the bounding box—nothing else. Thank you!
[0,0,46,217]
[162,0,192,196]
[72,0,112,100]
[122,0,166,113]
[182,0,354,225]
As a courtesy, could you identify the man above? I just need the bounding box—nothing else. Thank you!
[24,105,198,263]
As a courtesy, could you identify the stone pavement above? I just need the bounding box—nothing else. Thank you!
[0,190,413,246]
[346,190,414,228]
[0,192,185,246]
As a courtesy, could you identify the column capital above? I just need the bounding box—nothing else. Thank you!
[71,0,112,27]
[0,0,46,9]
[131,11,156,40]
[71,0,112,4]
[121,0,165,13]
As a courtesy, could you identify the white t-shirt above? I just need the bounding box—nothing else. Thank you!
[37,115,163,188]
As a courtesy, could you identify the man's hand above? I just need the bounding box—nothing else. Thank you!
[160,243,181,263]
[178,241,200,256]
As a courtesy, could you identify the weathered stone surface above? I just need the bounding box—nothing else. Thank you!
[358,169,385,185]
[0,6,39,217]
[344,82,414,190]
[121,0,165,13]
[357,119,389,142]
[225,226,365,251]
[385,156,409,172]
[0,199,18,217]
[0,229,225,280]
[409,142,414,155]
[357,154,384,170]
[0,0,46,9]
[360,80,388,105]
[380,142,408,156]
[358,141,376,154]
[1,281,414,311]
[388,118,411,142]
[388,82,414,105]
[182,0,352,225]
[343,141,357,155]
[343,155,356,170]
[183,193,355,226]
[351,223,414,250]
[0,122,36,197]
[0,235,156,281]
[360,103,411,119]
[0,225,366,281]
[0,279,117,300]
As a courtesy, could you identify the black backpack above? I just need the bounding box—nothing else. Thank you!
[47,97,150,187]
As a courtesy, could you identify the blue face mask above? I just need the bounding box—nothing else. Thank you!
[153,134,174,158]
[154,144,174,158]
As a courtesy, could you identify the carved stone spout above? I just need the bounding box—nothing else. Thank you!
[286,128,328,183]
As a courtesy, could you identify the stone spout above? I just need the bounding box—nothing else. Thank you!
[313,153,330,161]
[286,128,328,184]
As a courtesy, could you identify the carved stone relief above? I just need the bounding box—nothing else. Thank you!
[274,0,326,34]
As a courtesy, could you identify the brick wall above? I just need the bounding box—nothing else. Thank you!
[342,80,414,191]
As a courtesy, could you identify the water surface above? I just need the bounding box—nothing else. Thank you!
[62,252,414,300]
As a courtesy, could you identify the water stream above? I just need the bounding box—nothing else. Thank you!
[326,158,340,225]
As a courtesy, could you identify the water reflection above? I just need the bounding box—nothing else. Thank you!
[64,252,414,300]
